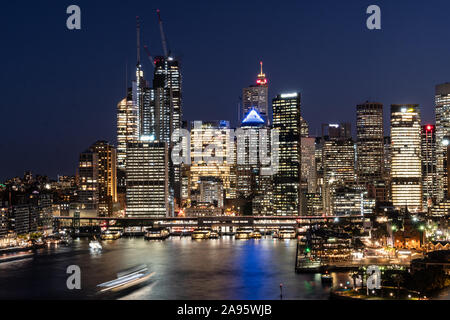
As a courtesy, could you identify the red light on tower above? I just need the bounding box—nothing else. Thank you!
[426,125,432,131]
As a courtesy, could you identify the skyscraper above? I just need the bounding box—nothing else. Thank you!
[125,141,169,217]
[301,137,316,193]
[322,138,356,214]
[90,141,117,216]
[242,62,269,124]
[272,93,301,216]
[152,56,183,206]
[117,96,138,169]
[152,56,182,143]
[235,108,273,215]
[421,124,437,210]
[390,104,422,211]
[356,102,384,184]
[78,150,99,212]
[435,83,450,202]
[189,120,235,200]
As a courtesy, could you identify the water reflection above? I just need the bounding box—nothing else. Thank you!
[0,237,332,300]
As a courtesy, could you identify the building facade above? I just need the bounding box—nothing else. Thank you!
[125,142,169,217]
[421,125,437,210]
[435,83,450,202]
[272,93,301,216]
[356,102,384,184]
[390,104,422,211]
[242,62,269,124]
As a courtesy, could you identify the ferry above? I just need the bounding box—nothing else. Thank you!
[235,228,253,240]
[101,229,122,240]
[278,228,297,239]
[209,230,220,239]
[97,264,154,295]
[321,271,333,284]
[144,227,170,240]
[251,230,262,239]
[191,228,211,240]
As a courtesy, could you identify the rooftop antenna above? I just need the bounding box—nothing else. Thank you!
[156,9,169,57]
[136,16,141,65]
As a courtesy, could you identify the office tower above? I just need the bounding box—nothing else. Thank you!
[356,102,384,184]
[421,125,437,209]
[29,193,53,232]
[236,108,266,198]
[197,177,224,208]
[333,186,375,216]
[300,116,309,138]
[125,142,169,217]
[235,108,273,215]
[132,19,153,140]
[272,93,301,216]
[435,83,450,202]
[152,56,182,142]
[90,141,118,216]
[390,104,422,211]
[0,206,7,239]
[321,123,351,139]
[322,138,356,214]
[78,150,99,212]
[301,137,316,193]
[152,56,183,206]
[383,136,392,202]
[242,62,269,124]
[190,120,235,199]
[117,96,138,169]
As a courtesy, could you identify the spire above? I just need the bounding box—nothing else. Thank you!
[256,61,267,86]
[136,16,141,65]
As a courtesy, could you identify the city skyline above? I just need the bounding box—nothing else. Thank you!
[3,0,450,180]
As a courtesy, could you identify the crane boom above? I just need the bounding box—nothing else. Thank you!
[143,45,155,67]
[156,9,169,57]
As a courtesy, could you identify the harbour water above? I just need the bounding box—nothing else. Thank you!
[0,237,349,300]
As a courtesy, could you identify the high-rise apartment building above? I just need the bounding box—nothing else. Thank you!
[242,62,269,124]
[356,102,384,184]
[390,104,422,211]
[272,93,301,216]
[125,141,169,217]
[421,125,437,209]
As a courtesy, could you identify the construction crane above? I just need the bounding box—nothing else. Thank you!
[143,45,155,67]
[156,9,169,58]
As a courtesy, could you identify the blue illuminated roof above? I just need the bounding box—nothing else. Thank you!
[241,108,265,125]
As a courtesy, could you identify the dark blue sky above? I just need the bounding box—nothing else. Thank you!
[1,0,450,180]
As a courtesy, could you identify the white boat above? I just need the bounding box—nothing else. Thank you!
[97,265,154,294]
[89,240,102,251]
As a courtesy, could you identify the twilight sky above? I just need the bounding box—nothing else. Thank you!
[1,0,450,180]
